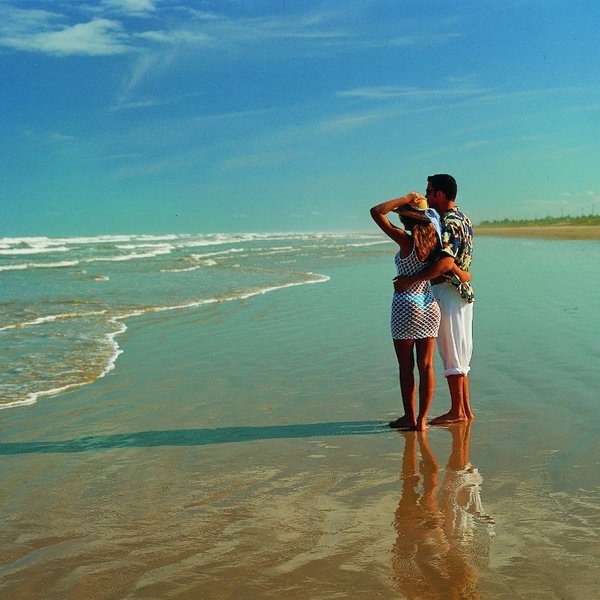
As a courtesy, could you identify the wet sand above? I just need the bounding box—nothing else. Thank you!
[2,405,598,599]
[475,225,600,240]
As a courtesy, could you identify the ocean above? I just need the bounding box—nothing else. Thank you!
[0,232,599,599]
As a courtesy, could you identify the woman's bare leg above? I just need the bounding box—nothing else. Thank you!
[390,339,416,429]
[415,337,436,430]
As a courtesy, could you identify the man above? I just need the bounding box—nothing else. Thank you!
[393,174,474,424]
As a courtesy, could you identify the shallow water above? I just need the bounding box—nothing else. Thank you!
[1,233,599,598]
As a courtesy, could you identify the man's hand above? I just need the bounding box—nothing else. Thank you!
[393,275,415,292]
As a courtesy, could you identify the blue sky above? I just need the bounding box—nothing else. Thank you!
[1,0,599,235]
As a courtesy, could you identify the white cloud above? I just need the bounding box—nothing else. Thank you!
[0,3,153,57]
[0,7,57,46]
[23,130,75,146]
[119,52,162,99]
[37,19,129,56]
[0,13,130,56]
[183,9,220,22]
[109,98,166,111]
[366,32,462,48]
[0,4,363,61]
[338,85,484,101]
[318,111,390,133]
[136,30,213,44]
[101,0,157,16]
[109,91,201,111]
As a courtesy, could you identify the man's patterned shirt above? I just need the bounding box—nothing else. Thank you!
[440,206,475,302]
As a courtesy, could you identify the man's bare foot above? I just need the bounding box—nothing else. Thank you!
[389,416,416,430]
[429,412,468,426]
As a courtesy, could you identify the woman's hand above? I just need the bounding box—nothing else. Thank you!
[370,192,419,249]
[406,192,426,207]
[451,264,472,283]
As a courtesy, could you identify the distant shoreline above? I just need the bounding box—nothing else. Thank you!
[475,225,600,240]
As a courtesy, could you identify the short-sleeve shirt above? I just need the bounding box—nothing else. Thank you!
[440,206,475,302]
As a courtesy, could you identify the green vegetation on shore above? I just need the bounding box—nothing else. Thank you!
[477,214,600,228]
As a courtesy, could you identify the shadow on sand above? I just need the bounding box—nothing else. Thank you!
[0,420,387,455]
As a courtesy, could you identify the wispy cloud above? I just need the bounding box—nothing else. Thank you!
[0,2,456,68]
[109,98,171,111]
[135,29,213,45]
[0,7,63,36]
[109,90,204,111]
[118,52,165,100]
[466,86,591,106]
[22,130,76,146]
[101,0,157,17]
[215,108,393,171]
[559,189,600,204]
[317,111,391,133]
[147,11,347,47]
[35,19,129,56]
[0,4,349,58]
[338,85,485,101]
[366,32,462,48]
[0,3,152,57]
[0,7,130,56]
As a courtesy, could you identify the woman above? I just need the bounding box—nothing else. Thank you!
[370,192,471,431]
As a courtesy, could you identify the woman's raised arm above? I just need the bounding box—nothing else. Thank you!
[370,192,424,248]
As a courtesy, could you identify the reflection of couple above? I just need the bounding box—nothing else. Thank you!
[370,174,475,430]
[391,423,494,600]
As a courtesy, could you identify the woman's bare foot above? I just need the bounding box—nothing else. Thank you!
[416,418,428,431]
[429,412,468,426]
[389,416,416,430]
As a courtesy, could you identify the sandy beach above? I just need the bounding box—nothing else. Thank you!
[475,225,600,240]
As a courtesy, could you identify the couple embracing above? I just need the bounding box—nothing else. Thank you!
[370,174,475,431]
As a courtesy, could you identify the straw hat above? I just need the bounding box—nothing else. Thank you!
[393,199,443,244]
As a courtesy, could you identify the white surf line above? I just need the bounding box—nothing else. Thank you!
[160,265,203,273]
[0,246,71,255]
[0,310,108,332]
[0,260,81,271]
[0,246,175,272]
[114,272,331,316]
[0,273,331,410]
[81,246,174,263]
[189,248,245,258]
[158,248,246,271]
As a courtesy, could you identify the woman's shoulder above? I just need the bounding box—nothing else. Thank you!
[396,236,415,258]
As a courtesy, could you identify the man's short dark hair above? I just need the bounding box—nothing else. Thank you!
[427,174,457,201]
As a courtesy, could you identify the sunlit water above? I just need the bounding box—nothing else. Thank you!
[0,233,598,598]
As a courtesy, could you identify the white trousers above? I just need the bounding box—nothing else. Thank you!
[431,283,473,377]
